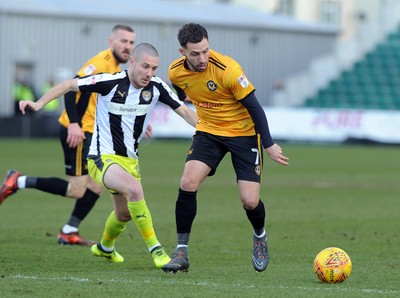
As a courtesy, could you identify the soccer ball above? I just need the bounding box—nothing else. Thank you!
[313,247,352,283]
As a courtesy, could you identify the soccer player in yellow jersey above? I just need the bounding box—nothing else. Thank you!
[162,23,289,273]
[0,25,135,245]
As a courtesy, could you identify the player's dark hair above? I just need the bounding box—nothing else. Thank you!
[177,23,208,48]
[112,24,134,33]
[132,43,158,59]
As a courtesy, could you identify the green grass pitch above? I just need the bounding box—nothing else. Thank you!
[0,138,399,297]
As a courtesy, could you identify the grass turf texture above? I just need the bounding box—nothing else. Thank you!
[0,138,398,297]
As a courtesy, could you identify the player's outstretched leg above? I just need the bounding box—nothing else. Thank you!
[0,170,21,205]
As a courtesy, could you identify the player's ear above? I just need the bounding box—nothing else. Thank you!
[108,35,114,48]
[179,48,185,56]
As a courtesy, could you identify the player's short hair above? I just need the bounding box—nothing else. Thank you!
[112,24,134,33]
[132,43,158,59]
[177,23,208,48]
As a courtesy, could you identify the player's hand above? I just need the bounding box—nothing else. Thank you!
[144,124,153,138]
[67,123,85,148]
[265,143,289,166]
[19,100,41,114]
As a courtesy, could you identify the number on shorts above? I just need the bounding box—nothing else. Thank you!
[251,148,259,165]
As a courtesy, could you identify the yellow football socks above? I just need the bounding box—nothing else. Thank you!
[100,210,127,249]
[128,199,159,250]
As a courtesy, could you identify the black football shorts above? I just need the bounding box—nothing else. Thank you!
[59,125,92,176]
[186,131,263,182]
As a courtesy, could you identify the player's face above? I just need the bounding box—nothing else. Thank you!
[180,38,210,72]
[129,53,159,88]
[110,30,136,64]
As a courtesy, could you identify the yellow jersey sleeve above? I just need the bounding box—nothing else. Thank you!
[58,49,120,133]
[77,49,120,77]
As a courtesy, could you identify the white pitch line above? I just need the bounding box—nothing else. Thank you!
[12,274,91,282]
[10,274,400,295]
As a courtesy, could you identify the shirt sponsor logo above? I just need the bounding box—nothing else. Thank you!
[192,101,222,109]
[107,102,151,116]
[238,74,249,88]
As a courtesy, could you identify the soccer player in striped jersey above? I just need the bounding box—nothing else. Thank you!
[0,25,135,245]
[162,23,289,273]
[19,43,199,269]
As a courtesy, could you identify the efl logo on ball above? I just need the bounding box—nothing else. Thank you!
[313,247,352,283]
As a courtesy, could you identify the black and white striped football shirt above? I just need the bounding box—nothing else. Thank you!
[77,70,182,159]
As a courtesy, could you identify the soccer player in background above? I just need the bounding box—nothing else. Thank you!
[162,23,289,273]
[0,25,135,245]
[19,42,199,268]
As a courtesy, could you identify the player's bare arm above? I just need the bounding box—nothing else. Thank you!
[174,104,199,127]
[19,79,79,114]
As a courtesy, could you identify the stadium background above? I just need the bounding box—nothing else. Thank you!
[0,0,399,143]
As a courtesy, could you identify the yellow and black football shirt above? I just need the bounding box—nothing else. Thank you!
[58,48,120,133]
[169,49,256,137]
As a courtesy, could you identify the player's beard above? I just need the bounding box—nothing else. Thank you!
[113,49,130,64]
[186,59,206,72]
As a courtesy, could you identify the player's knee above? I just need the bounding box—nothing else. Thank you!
[180,176,199,192]
[242,198,259,210]
[67,175,89,199]
[67,188,86,199]
[123,187,144,202]
[66,180,88,198]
